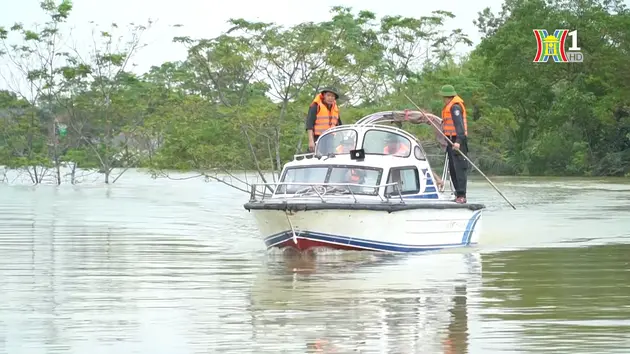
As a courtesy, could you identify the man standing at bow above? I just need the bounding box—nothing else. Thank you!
[440,84,469,204]
[305,87,342,152]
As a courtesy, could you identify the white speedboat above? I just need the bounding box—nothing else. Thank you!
[244,110,485,253]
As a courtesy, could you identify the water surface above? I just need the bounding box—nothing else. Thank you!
[1,171,629,353]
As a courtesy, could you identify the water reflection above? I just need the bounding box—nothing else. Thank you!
[1,172,630,353]
[250,251,482,353]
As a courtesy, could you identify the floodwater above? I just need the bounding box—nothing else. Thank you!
[0,170,629,353]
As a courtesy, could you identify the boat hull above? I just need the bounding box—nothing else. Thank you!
[247,205,483,253]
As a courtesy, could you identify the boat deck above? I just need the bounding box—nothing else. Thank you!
[244,199,485,212]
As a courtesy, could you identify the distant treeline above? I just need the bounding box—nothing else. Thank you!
[0,0,628,185]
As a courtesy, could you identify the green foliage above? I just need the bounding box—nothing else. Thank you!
[471,0,630,175]
[0,0,152,183]
[1,0,629,184]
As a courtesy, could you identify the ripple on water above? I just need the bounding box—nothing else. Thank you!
[0,172,629,353]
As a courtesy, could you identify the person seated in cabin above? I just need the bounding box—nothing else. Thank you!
[346,168,365,184]
[382,134,410,156]
[343,168,369,194]
[335,135,355,154]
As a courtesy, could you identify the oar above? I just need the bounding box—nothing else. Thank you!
[404,94,517,210]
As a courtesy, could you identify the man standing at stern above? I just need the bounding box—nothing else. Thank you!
[305,87,342,152]
[440,84,469,204]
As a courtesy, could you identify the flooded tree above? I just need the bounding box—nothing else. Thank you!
[0,0,73,184]
[0,1,155,184]
[1,0,629,186]
[61,21,153,184]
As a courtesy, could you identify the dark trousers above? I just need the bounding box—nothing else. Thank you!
[445,136,469,197]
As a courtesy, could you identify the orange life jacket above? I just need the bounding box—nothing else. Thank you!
[383,143,410,155]
[349,169,361,183]
[441,95,467,137]
[311,93,339,136]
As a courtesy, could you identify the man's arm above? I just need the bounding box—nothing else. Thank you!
[305,103,318,144]
[337,114,342,126]
[450,103,466,144]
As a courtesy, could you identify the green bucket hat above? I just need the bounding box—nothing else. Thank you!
[320,86,339,99]
[439,84,457,97]
[385,134,399,143]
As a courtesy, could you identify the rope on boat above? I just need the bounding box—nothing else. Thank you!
[285,212,299,244]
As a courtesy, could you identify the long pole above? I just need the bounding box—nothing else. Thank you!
[404,94,516,210]
[441,153,452,193]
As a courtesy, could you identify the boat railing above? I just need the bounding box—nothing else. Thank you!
[292,152,316,161]
[248,182,407,204]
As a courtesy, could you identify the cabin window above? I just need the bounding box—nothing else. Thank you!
[385,166,420,196]
[277,167,328,194]
[328,167,382,195]
[277,165,382,195]
[413,146,426,160]
[362,130,411,157]
[315,130,358,156]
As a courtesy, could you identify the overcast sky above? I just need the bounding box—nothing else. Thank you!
[0,0,505,92]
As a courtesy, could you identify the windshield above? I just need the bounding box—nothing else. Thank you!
[315,130,358,156]
[362,130,412,157]
[276,167,328,194]
[277,165,382,195]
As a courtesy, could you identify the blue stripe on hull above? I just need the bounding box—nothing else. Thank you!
[462,210,482,245]
[403,194,439,199]
[400,168,440,199]
[263,210,482,253]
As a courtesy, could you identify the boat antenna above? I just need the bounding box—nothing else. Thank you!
[404,94,517,210]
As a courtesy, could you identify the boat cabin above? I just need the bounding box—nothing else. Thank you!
[274,122,443,200]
